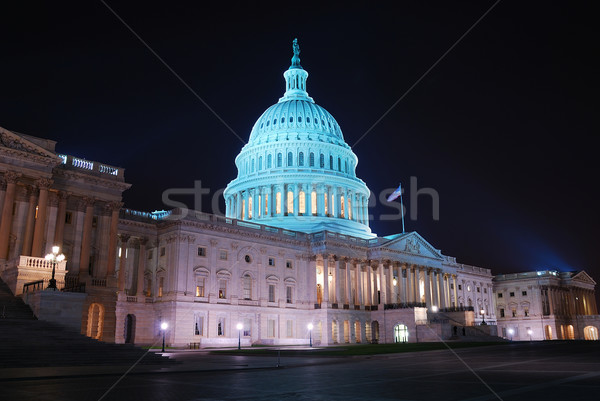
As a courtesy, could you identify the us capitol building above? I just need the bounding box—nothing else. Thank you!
[1,41,598,346]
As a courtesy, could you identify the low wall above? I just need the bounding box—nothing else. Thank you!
[23,290,87,332]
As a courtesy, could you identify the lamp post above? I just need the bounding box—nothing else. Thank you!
[237,322,243,350]
[431,305,438,313]
[527,329,533,341]
[45,246,65,290]
[480,308,487,325]
[508,328,514,341]
[160,322,168,352]
[307,323,313,347]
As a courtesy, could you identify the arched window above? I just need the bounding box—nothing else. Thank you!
[309,152,315,167]
[242,274,252,300]
[311,191,317,215]
[320,154,325,168]
[307,116,311,123]
[345,160,348,173]
[267,154,272,169]
[251,159,255,173]
[287,191,293,214]
[287,152,293,166]
[277,153,282,167]
[338,157,341,172]
[329,155,333,169]
[281,117,285,123]
[298,116,302,123]
[259,156,263,170]
[276,192,281,214]
[299,191,306,214]
[299,152,304,166]
[290,116,293,123]
[394,324,408,343]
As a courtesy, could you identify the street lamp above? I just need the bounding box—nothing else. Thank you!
[527,329,533,341]
[160,322,168,352]
[236,322,243,350]
[431,305,438,313]
[508,328,514,341]
[307,323,313,347]
[392,276,397,286]
[480,308,487,325]
[45,245,65,290]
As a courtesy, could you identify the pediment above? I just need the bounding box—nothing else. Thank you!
[571,271,596,285]
[378,232,444,260]
[0,126,59,159]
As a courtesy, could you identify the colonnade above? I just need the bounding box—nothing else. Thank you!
[315,255,456,310]
[544,286,598,316]
[226,184,369,225]
[0,170,123,282]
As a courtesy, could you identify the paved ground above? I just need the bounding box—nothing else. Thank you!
[2,341,600,400]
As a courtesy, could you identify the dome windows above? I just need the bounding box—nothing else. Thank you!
[273,119,277,125]
[281,117,285,124]
[290,117,294,123]
[309,152,315,167]
[277,153,282,168]
[287,152,293,166]
[299,152,304,167]
[306,117,310,123]
[298,116,302,123]
[319,154,325,168]
[267,120,270,127]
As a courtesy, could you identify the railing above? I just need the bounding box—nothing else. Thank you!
[23,280,44,293]
[62,282,86,293]
[126,296,137,302]
[19,256,67,271]
[439,306,474,313]
[90,278,107,287]
[384,302,427,310]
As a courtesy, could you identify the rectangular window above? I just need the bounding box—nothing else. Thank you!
[195,278,205,297]
[243,318,252,337]
[500,308,505,317]
[268,257,275,267]
[65,211,72,224]
[524,308,529,317]
[286,286,293,304]
[194,315,203,336]
[311,191,317,215]
[286,260,293,269]
[197,247,206,257]
[458,284,462,290]
[160,247,166,257]
[265,193,269,216]
[299,192,305,214]
[450,283,454,290]
[509,292,515,297]
[502,327,507,337]
[268,284,275,302]
[219,250,228,260]
[147,249,153,259]
[484,288,487,294]
[286,191,293,214]
[218,317,225,336]
[276,192,281,214]
[268,319,276,338]
[477,287,480,293]
[92,216,98,228]
[286,320,293,337]
[511,309,517,317]
[498,293,503,298]
[218,279,227,299]
[522,290,527,296]
[158,277,164,297]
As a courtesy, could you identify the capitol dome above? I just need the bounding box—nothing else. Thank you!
[224,39,374,238]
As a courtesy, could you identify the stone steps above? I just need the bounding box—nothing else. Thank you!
[0,277,36,319]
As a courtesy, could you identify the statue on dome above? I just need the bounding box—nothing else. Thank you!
[291,38,302,69]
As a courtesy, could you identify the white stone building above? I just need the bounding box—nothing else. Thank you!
[1,41,597,347]
[494,270,599,341]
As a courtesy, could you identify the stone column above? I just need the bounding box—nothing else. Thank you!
[365,264,373,306]
[105,201,122,278]
[413,266,420,303]
[31,178,53,257]
[378,261,385,305]
[345,258,352,305]
[438,271,445,309]
[78,197,95,279]
[356,261,363,307]
[118,234,130,292]
[136,237,148,298]
[406,265,413,303]
[452,275,458,306]
[0,172,21,259]
[386,263,394,303]
[425,269,432,308]
[21,186,38,256]
[52,192,69,249]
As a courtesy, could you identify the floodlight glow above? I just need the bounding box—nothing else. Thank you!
[307,323,313,330]
[236,322,243,331]
[161,322,168,330]
[431,305,438,312]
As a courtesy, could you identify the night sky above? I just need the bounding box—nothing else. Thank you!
[1,2,598,288]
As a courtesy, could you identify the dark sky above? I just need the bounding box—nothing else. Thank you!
[1,2,598,286]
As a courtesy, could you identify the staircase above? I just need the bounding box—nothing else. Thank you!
[0,278,174,369]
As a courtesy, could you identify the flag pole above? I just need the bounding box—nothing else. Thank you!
[399,183,405,233]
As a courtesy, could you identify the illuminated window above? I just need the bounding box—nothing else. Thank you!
[340,195,345,218]
[299,191,306,214]
[258,195,261,217]
[330,194,335,216]
[218,279,227,299]
[158,277,164,297]
[311,191,317,215]
[348,198,352,220]
[324,193,328,215]
[265,194,269,215]
[287,191,293,214]
[524,308,529,317]
[511,308,517,317]
[276,192,281,214]
[241,199,245,220]
[248,197,253,219]
[195,277,205,297]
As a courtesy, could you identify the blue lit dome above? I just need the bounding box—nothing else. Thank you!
[224,39,374,238]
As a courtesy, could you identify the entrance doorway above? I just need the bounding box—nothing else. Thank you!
[584,326,599,340]
[125,314,136,344]
[394,324,408,343]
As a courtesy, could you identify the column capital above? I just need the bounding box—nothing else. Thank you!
[119,233,131,244]
[3,171,22,184]
[35,177,53,190]
[105,201,123,212]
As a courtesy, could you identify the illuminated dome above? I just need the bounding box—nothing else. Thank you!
[224,39,373,238]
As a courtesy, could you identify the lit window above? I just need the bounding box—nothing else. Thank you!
[340,195,345,218]
[287,191,293,214]
[248,197,253,219]
[218,279,227,299]
[311,191,317,215]
[512,309,517,317]
[324,193,328,215]
[158,277,164,297]
[299,191,306,214]
[195,277,205,297]
[276,192,281,214]
[524,308,529,317]
[265,194,269,215]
